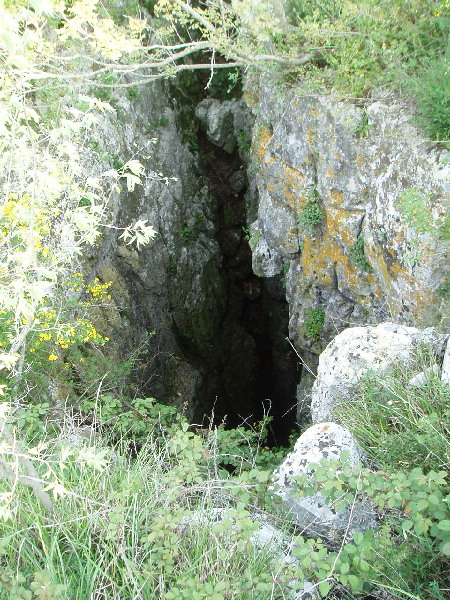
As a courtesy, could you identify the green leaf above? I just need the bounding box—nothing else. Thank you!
[437,520,450,531]
[440,540,450,555]
[352,531,364,545]
[401,520,413,532]
[318,580,331,596]
[347,575,363,592]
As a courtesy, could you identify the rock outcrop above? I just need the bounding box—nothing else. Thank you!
[246,82,449,420]
[272,422,377,540]
[249,90,448,328]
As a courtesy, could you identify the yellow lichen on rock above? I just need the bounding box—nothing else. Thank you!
[301,234,359,289]
[254,125,273,161]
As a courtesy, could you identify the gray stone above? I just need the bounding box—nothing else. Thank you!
[442,337,450,385]
[272,422,377,540]
[408,364,441,387]
[250,221,283,277]
[311,323,447,424]
[195,98,250,153]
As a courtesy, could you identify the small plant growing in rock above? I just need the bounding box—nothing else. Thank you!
[304,308,325,342]
[397,187,448,240]
[350,236,372,272]
[237,130,251,155]
[243,226,262,250]
[182,127,199,149]
[437,273,450,300]
[298,185,324,233]
[127,86,140,100]
[400,239,422,268]
[181,213,207,246]
[353,109,372,138]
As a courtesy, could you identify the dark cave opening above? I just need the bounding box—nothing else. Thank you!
[188,131,300,447]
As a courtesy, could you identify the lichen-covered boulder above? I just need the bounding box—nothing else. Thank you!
[272,423,377,540]
[311,322,448,423]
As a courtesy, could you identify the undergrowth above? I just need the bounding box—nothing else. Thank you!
[1,342,450,600]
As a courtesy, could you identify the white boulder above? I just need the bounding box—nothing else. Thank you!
[272,423,377,540]
[311,322,447,424]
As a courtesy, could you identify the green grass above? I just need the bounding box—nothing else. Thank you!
[0,428,291,600]
[1,346,449,600]
[335,345,450,472]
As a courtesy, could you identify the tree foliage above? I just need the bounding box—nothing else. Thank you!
[0,0,156,515]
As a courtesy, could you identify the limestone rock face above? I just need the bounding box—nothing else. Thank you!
[311,323,448,424]
[251,84,449,358]
[272,422,377,540]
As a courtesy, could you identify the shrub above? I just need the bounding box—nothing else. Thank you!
[406,55,450,143]
[298,185,324,233]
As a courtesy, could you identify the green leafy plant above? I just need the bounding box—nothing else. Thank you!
[298,185,324,233]
[237,130,251,155]
[353,109,372,138]
[437,273,450,300]
[400,240,422,268]
[304,308,325,342]
[350,236,372,272]
[181,213,208,245]
[127,85,140,100]
[206,67,242,100]
[182,127,199,149]
[406,55,450,143]
[291,458,449,599]
[242,226,263,250]
[397,187,448,240]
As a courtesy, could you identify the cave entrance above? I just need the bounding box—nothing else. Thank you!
[191,132,300,447]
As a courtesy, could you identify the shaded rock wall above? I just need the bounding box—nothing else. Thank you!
[82,78,221,417]
[81,80,298,436]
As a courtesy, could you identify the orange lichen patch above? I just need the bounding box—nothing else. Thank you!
[310,105,319,117]
[334,151,342,161]
[356,155,365,167]
[326,169,334,179]
[306,126,315,146]
[293,100,299,109]
[301,234,360,288]
[329,189,344,205]
[325,206,359,247]
[368,244,405,296]
[281,165,305,210]
[254,125,273,161]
